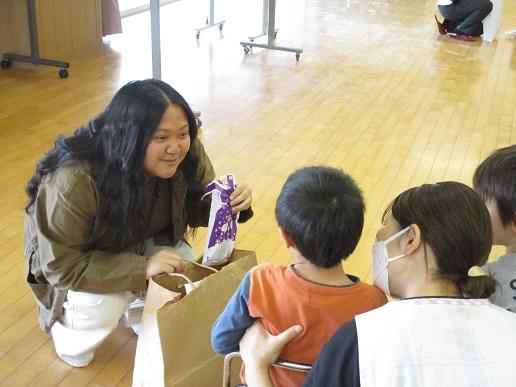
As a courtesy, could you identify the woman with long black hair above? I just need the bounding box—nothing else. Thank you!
[24,79,252,367]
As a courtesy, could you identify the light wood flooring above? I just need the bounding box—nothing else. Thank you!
[0,0,515,385]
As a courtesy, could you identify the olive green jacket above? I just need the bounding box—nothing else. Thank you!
[24,138,216,333]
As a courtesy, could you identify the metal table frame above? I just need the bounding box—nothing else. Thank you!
[150,0,162,79]
[150,0,226,78]
[149,0,202,122]
[239,0,302,60]
[1,0,70,78]
[195,0,225,39]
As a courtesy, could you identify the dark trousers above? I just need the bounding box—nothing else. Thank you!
[439,0,493,36]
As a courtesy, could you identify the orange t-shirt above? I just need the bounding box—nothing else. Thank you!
[247,263,387,386]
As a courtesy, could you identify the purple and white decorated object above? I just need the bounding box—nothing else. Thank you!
[201,174,239,265]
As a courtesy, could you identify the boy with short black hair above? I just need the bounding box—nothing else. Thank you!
[211,166,387,386]
[474,144,516,313]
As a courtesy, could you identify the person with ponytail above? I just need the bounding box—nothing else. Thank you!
[238,181,516,387]
[24,79,253,367]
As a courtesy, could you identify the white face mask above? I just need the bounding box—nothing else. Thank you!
[372,226,411,295]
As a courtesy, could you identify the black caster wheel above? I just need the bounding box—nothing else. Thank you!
[295,53,300,61]
[59,68,69,79]
[1,59,11,69]
[196,31,200,39]
[218,23,224,31]
[243,46,251,54]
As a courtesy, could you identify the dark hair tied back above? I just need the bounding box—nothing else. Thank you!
[456,274,497,299]
[389,182,496,299]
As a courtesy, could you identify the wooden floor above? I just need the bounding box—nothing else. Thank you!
[1,0,515,385]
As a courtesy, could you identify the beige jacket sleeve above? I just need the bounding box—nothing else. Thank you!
[34,166,148,294]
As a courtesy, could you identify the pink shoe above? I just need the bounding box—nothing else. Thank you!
[448,33,475,42]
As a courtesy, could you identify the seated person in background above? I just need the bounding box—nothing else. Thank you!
[435,0,493,40]
[240,181,516,387]
[474,144,516,312]
[211,166,387,386]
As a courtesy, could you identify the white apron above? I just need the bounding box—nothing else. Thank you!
[355,298,516,387]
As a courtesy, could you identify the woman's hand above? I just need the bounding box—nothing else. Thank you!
[145,250,186,279]
[230,183,252,213]
[239,321,302,387]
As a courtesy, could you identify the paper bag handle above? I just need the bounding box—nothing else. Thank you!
[167,272,193,284]
[164,260,217,281]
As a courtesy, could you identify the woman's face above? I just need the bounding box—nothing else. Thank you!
[144,104,191,179]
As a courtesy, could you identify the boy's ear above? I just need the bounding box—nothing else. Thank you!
[278,227,295,248]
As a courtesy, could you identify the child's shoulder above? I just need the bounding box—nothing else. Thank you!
[356,280,385,293]
[484,253,516,272]
[246,264,293,300]
[251,262,288,275]
[249,263,291,285]
[353,280,388,303]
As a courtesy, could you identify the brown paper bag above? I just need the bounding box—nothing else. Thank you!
[133,249,257,387]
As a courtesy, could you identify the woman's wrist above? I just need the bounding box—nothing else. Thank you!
[244,362,273,387]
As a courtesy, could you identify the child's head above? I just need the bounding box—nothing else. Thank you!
[473,145,516,246]
[274,166,365,268]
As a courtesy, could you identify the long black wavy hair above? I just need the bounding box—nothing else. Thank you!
[25,79,204,252]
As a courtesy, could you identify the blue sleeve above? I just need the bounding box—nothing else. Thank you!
[211,271,256,354]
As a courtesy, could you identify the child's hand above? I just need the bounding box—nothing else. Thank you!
[230,183,252,213]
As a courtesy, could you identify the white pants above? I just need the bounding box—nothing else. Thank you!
[51,239,196,367]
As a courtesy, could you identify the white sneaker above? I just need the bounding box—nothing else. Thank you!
[505,29,516,38]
